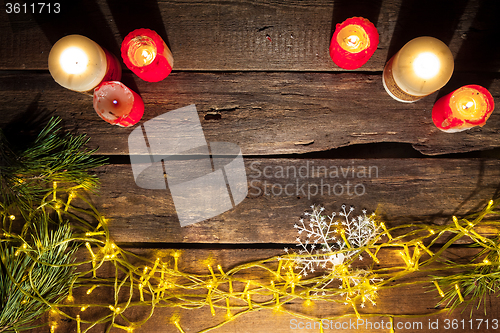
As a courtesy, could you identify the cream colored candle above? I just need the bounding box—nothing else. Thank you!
[383,37,454,103]
[48,35,121,93]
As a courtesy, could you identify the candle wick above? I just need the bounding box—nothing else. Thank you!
[113,99,118,105]
[463,101,474,109]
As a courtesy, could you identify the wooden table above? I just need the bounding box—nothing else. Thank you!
[1,0,500,332]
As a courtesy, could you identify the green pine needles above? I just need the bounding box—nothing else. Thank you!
[0,117,106,215]
[0,221,77,332]
[0,117,106,332]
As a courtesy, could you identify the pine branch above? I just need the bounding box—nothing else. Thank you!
[0,220,78,332]
[0,117,107,212]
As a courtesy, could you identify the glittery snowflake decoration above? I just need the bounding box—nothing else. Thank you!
[283,205,383,308]
[286,205,380,277]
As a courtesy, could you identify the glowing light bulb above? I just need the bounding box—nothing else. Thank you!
[60,47,89,75]
[413,52,440,79]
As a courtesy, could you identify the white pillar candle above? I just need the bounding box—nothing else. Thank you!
[93,81,144,127]
[48,35,121,93]
[383,37,454,103]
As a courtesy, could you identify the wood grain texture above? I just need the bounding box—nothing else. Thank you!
[32,247,500,333]
[83,158,500,244]
[1,72,499,156]
[1,0,499,72]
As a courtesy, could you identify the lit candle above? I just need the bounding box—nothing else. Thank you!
[432,85,494,132]
[329,17,379,70]
[93,81,144,127]
[121,28,174,82]
[48,35,121,93]
[383,37,454,103]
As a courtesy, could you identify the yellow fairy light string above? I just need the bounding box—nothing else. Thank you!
[112,324,134,332]
[225,297,232,318]
[364,248,379,263]
[139,283,144,302]
[319,320,324,333]
[271,281,279,307]
[418,241,434,256]
[455,284,464,303]
[487,199,494,209]
[86,285,97,295]
[207,265,216,280]
[76,315,81,333]
[217,264,226,276]
[85,231,105,237]
[140,266,149,283]
[85,242,97,278]
[433,281,445,297]
[247,292,253,310]
[379,222,392,240]
[389,317,395,333]
[351,301,361,319]
[171,316,186,333]
[399,251,411,268]
[64,192,75,211]
[7,181,500,333]
[340,229,351,249]
[276,258,283,279]
[242,281,251,298]
[143,258,160,285]
[109,305,121,314]
[53,181,57,201]
[172,251,181,271]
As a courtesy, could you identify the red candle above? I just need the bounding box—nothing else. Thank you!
[93,81,144,127]
[329,17,379,70]
[121,28,174,82]
[432,85,494,132]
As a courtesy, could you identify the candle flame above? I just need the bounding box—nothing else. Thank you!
[60,47,89,75]
[346,35,360,47]
[413,52,440,80]
[463,101,474,109]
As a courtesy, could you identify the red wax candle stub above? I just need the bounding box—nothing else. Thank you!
[432,85,495,133]
[121,28,174,82]
[93,81,144,127]
[330,17,379,70]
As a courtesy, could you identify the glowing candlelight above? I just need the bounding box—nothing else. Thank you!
[383,37,454,103]
[93,81,144,127]
[48,35,121,93]
[330,17,379,70]
[432,85,494,132]
[121,29,174,82]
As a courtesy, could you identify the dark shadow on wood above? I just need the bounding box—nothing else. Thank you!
[120,73,141,95]
[106,0,171,49]
[30,0,120,56]
[449,0,500,90]
[386,0,469,61]
[104,141,500,165]
[330,0,384,37]
[0,94,54,151]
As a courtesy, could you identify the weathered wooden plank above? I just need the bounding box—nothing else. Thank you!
[1,72,499,156]
[34,247,500,333]
[84,158,500,244]
[1,0,499,72]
